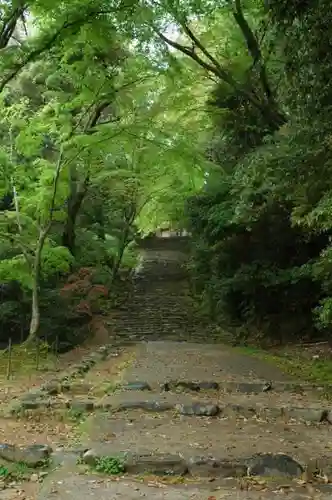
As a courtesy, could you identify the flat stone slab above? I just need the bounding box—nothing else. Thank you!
[247,453,303,477]
[124,382,152,391]
[81,449,303,478]
[187,456,247,477]
[0,443,52,467]
[82,450,188,475]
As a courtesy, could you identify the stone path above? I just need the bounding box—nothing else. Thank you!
[1,237,332,499]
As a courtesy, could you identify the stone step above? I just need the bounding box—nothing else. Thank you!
[17,391,332,424]
[54,379,328,396]
[80,449,304,479]
[79,408,332,477]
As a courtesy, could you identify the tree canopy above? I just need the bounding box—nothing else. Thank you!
[0,0,331,346]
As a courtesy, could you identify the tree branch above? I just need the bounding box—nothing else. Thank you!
[233,0,272,101]
[0,3,26,49]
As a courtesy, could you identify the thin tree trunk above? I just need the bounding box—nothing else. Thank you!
[26,227,50,344]
[25,147,64,345]
[62,177,89,255]
[111,226,131,281]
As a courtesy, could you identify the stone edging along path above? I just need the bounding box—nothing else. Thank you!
[14,396,332,423]
[8,376,332,423]
[5,343,120,415]
[0,443,330,482]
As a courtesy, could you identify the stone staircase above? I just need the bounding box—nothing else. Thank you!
[110,236,205,341]
[32,339,332,499]
[3,237,332,499]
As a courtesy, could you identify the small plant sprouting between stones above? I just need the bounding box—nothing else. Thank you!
[105,383,120,394]
[0,465,9,478]
[94,456,125,475]
[68,408,84,422]
[0,462,31,482]
[12,461,30,480]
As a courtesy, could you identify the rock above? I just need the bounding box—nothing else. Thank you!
[0,444,19,462]
[82,449,98,466]
[124,382,151,391]
[187,456,247,477]
[41,381,60,395]
[198,382,219,390]
[247,453,303,477]
[30,473,40,482]
[237,383,269,394]
[20,390,44,401]
[262,382,273,392]
[323,410,332,424]
[0,444,52,467]
[60,381,71,392]
[175,403,220,416]
[285,407,325,423]
[20,399,50,410]
[175,382,201,392]
[70,400,95,412]
[124,453,188,476]
[174,381,219,391]
[116,401,174,412]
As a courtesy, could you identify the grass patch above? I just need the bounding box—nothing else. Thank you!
[0,342,56,380]
[234,345,332,386]
[0,459,50,482]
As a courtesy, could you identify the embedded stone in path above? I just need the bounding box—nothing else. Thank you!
[187,456,247,477]
[82,449,187,476]
[16,398,50,410]
[285,407,326,423]
[236,382,273,394]
[80,448,304,479]
[70,399,95,412]
[125,452,188,476]
[0,443,52,467]
[175,402,220,416]
[41,381,61,395]
[163,381,220,392]
[116,400,174,412]
[247,453,303,477]
[124,381,151,391]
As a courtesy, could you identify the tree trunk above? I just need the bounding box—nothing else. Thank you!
[26,227,49,344]
[111,226,131,281]
[62,179,89,255]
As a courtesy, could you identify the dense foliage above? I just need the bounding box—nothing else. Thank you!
[186,0,332,343]
[0,0,331,346]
